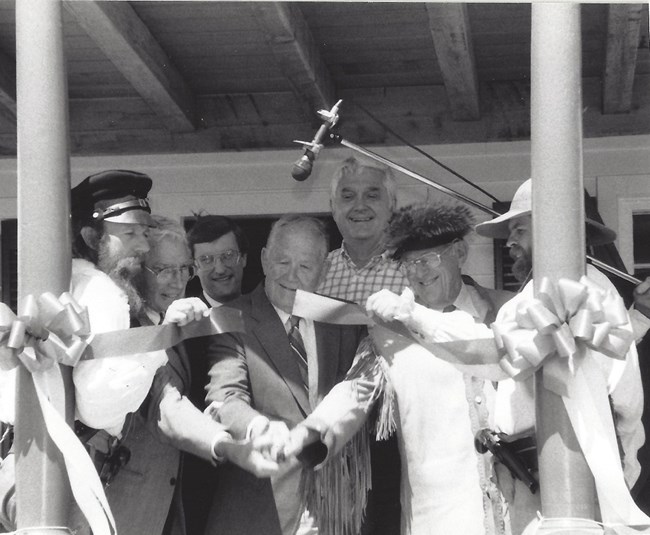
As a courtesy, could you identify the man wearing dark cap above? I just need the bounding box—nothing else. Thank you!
[284,203,513,535]
[69,169,169,436]
[1,170,171,530]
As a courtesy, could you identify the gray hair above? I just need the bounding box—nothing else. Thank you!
[330,155,397,210]
[266,215,328,260]
[149,215,191,255]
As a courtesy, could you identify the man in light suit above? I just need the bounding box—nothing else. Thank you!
[202,215,364,535]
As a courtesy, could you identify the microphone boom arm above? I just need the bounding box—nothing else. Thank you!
[327,133,641,286]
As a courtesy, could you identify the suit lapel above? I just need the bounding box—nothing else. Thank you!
[249,286,311,415]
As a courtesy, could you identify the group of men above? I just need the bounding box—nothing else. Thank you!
[0,158,649,535]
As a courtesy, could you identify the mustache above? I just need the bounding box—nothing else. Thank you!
[110,257,144,279]
[509,244,525,259]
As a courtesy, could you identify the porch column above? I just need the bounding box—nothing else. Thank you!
[530,4,599,534]
[14,0,73,532]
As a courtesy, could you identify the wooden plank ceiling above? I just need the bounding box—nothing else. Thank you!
[0,1,647,157]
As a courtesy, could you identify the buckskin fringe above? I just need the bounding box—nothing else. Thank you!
[304,336,397,535]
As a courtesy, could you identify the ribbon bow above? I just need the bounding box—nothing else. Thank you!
[0,292,91,373]
[492,276,634,397]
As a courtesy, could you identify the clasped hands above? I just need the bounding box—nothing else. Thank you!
[248,418,320,468]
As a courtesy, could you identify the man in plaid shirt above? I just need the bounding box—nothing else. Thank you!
[317,155,406,535]
[319,156,406,303]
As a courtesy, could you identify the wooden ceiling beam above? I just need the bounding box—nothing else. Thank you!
[249,2,336,113]
[603,3,643,114]
[64,0,197,132]
[426,3,480,121]
[0,49,16,122]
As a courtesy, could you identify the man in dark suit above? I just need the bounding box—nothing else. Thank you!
[202,215,364,535]
[182,215,250,534]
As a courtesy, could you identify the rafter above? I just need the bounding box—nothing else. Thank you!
[603,3,643,114]
[0,49,16,121]
[64,0,197,132]
[425,3,480,121]
[249,2,335,113]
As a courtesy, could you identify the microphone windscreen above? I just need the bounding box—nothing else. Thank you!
[291,156,312,181]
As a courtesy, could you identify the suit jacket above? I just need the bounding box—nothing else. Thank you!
[68,318,225,535]
[181,293,221,535]
[203,284,363,535]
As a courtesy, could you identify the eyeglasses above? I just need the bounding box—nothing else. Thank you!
[401,242,456,274]
[144,264,195,281]
[195,250,241,270]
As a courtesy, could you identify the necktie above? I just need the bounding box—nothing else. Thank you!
[287,315,309,392]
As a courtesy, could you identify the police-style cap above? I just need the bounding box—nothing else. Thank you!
[388,203,475,259]
[71,170,153,225]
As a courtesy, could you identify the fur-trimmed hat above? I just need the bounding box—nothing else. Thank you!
[388,203,475,259]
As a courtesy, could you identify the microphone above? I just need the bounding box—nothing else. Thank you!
[292,99,342,181]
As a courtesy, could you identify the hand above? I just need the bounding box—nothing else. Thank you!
[281,424,320,459]
[204,400,224,421]
[634,277,650,318]
[216,437,284,479]
[251,420,292,463]
[163,297,210,326]
[366,288,415,323]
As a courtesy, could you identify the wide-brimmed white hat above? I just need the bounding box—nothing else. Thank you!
[475,179,616,246]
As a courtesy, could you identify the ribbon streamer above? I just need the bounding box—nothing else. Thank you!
[0,293,245,535]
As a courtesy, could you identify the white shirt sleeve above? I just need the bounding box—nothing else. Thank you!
[71,264,167,436]
[405,303,494,343]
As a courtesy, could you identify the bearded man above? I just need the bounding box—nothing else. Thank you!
[69,170,168,436]
[0,170,167,530]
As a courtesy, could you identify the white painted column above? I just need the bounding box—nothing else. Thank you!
[15,0,73,531]
[531,4,599,534]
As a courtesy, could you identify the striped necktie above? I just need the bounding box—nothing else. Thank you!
[287,315,309,392]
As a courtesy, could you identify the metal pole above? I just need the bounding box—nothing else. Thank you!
[336,137,501,215]
[531,4,600,533]
[333,135,640,286]
[15,0,73,532]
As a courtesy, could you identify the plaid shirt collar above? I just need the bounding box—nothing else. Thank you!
[338,242,394,271]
